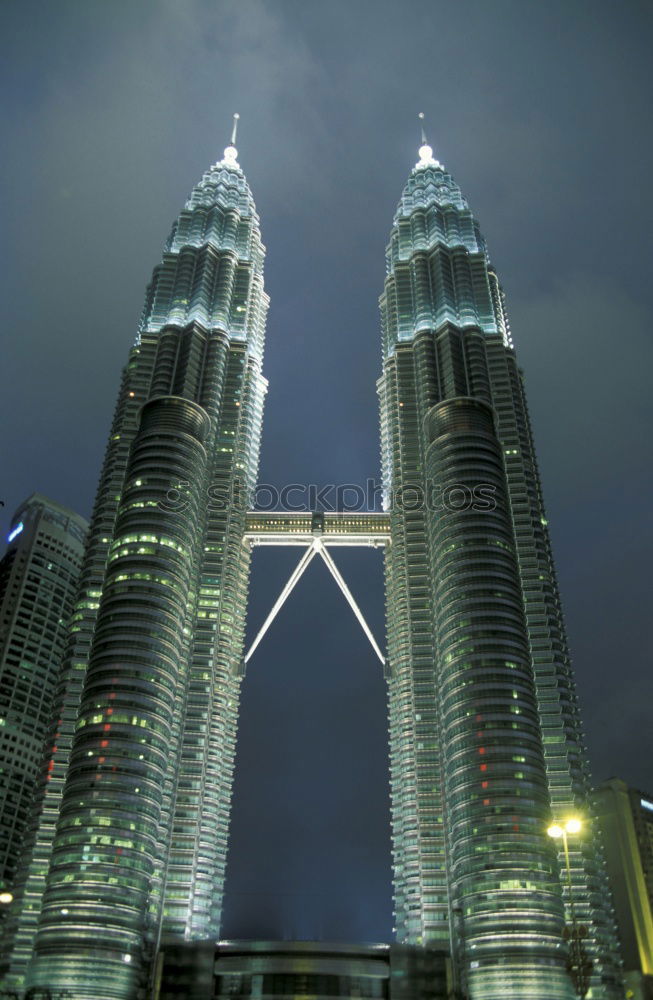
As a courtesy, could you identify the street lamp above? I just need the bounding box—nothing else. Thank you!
[548,818,591,997]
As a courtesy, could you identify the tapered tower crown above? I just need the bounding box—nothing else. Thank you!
[139,120,268,359]
[381,139,494,358]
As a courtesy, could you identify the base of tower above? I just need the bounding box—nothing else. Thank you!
[155,938,452,999]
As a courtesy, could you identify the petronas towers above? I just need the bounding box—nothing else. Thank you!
[378,141,620,997]
[1,126,622,999]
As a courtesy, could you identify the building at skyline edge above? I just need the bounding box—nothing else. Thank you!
[0,496,87,908]
[593,779,653,998]
[0,132,622,999]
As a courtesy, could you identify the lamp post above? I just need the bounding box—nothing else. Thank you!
[548,818,592,997]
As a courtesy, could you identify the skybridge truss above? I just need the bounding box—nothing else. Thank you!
[243,511,390,667]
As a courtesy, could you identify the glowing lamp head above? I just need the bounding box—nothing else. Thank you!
[565,818,582,834]
[415,143,441,169]
[416,112,442,167]
[547,824,564,839]
[0,891,13,904]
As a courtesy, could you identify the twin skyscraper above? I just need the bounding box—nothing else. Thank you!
[2,125,622,999]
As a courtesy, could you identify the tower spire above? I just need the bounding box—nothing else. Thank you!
[418,110,428,146]
[222,112,240,167]
[230,112,240,146]
[416,111,440,169]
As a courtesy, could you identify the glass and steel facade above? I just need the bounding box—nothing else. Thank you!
[2,144,268,998]
[379,145,622,997]
[0,496,87,917]
[0,137,625,1000]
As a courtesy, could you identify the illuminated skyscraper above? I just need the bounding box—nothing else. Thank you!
[0,496,87,906]
[4,123,268,998]
[378,129,622,997]
[1,126,623,1000]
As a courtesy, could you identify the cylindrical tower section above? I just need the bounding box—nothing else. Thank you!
[425,397,573,1000]
[27,396,210,1000]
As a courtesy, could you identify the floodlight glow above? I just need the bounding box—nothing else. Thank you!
[547,824,564,839]
[0,892,13,904]
[565,818,582,834]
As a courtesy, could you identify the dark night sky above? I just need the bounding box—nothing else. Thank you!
[1,0,652,943]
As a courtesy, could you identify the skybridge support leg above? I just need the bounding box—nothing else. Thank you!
[244,542,318,665]
[316,540,386,667]
[244,537,386,669]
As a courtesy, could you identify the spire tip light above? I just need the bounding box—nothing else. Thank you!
[222,112,240,166]
[416,111,440,169]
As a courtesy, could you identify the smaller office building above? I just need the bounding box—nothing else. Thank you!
[0,494,87,900]
[594,778,653,1000]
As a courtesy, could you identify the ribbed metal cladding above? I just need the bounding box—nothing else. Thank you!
[28,396,210,999]
[425,396,572,1000]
